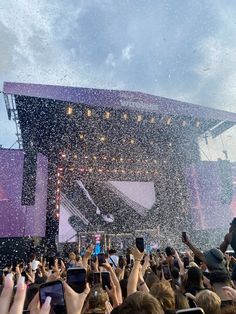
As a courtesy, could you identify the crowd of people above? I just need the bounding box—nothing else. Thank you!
[1,219,236,313]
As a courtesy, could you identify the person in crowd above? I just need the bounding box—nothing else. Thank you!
[209,270,235,308]
[67,251,77,268]
[182,233,226,271]
[150,281,175,313]
[195,290,221,314]
[220,217,236,255]
[108,249,119,269]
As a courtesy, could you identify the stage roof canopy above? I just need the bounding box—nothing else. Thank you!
[3,81,236,182]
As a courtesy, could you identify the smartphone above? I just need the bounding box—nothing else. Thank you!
[98,253,106,267]
[162,265,171,280]
[48,257,55,269]
[176,308,204,313]
[118,256,124,269]
[101,272,111,290]
[0,270,3,285]
[126,254,131,266]
[183,256,190,269]
[93,272,101,285]
[182,232,187,242]
[39,280,67,314]
[67,268,86,293]
[136,237,144,253]
[57,258,62,267]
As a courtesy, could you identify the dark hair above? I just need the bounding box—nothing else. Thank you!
[120,279,128,299]
[165,247,172,257]
[184,267,204,292]
[209,270,231,285]
[109,249,117,255]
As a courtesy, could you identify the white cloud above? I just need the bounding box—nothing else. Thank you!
[121,45,133,61]
[105,53,116,67]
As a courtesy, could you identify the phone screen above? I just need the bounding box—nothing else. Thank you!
[162,265,171,280]
[93,272,101,285]
[176,308,204,313]
[118,256,124,268]
[101,272,111,290]
[98,253,106,266]
[48,257,55,269]
[136,237,144,252]
[126,254,131,265]
[182,232,187,242]
[67,268,86,293]
[39,280,67,314]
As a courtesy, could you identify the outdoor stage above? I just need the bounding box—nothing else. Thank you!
[2,82,236,254]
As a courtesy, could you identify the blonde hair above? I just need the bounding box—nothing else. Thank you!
[120,291,164,314]
[150,281,175,311]
[195,290,221,314]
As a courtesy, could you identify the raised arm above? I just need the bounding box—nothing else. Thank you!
[182,233,205,262]
[220,233,231,253]
[127,248,144,296]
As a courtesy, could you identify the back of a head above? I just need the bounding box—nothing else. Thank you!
[209,270,231,286]
[195,290,221,314]
[115,291,164,314]
[220,305,236,314]
[150,281,175,312]
[86,285,108,312]
[144,270,159,289]
[186,267,203,288]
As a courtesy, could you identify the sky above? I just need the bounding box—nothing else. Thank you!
[1,0,236,148]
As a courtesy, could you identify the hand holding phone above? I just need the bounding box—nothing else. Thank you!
[39,280,67,314]
[162,264,171,280]
[67,268,86,294]
[101,272,111,290]
[182,232,188,243]
[98,253,106,267]
[118,256,124,269]
[136,237,144,253]
[93,272,101,285]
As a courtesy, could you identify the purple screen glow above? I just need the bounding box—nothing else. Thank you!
[0,149,48,237]
[186,161,236,230]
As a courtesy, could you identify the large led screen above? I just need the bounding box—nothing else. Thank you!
[186,161,236,230]
[59,180,156,242]
[0,149,48,237]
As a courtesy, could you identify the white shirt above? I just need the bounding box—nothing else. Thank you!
[108,255,119,268]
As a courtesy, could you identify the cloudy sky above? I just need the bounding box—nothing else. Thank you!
[1,0,236,148]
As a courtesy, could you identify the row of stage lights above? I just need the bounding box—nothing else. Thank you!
[66,105,201,128]
[60,152,159,164]
[64,167,159,175]
[75,133,169,147]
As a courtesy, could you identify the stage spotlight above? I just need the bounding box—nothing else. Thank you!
[166,117,172,125]
[104,111,110,119]
[123,113,128,120]
[150,117,155,123]
[66,105,73,115]
[87,109,92,117]
[137,115,142,122]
